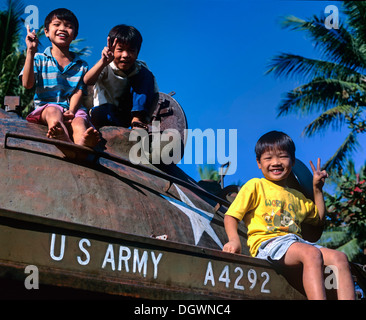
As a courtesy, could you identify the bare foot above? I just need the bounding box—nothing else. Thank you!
[47,121,72,142]
[46,121,76,158]
[77,127,100,148]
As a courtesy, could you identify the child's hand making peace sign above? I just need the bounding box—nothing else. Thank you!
[101,36,117,65]
[309,158,328,191]
[25,25,39,53]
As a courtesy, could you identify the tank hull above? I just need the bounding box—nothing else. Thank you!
[0,207,305,299]
[1,110,359,299]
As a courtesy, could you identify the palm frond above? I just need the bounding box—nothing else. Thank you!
[268,4,366,172]
[318,227,361,261]
[302,105,354,136]
[337,238,361,261]
[342,1,366,45]
[323,131,359,172]
[317,228,350,248]
[0,50,22,95]
[197,164,220,181]
[280,14,366,71]
[266,53,365,83]
[70,39,92,57]
[0,0,25,67]
[277,78,360,117]
[345,159,357,177]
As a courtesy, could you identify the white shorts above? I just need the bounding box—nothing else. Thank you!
[256,234,322,263]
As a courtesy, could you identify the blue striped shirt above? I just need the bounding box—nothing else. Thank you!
[20,46,88,109]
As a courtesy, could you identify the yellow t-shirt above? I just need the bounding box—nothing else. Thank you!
[225,178,321,257]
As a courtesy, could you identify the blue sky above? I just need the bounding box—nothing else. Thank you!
[20,0,366,188]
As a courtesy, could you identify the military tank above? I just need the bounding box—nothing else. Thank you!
[0,93,364,300]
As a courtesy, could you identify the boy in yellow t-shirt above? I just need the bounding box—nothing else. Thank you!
[223,131,355,300]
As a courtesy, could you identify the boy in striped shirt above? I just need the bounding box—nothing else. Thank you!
[21,8,100,149]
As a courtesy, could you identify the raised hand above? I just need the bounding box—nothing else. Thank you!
[309,158,328,190]
[101,36,117,65]
[25,25,38,53]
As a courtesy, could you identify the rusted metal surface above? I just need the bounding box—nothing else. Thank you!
[150,92,187,147]
[0,107,364,299]
[4,96,21,114]
[0,116,235,250]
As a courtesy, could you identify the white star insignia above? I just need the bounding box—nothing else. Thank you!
[161,184,223,249]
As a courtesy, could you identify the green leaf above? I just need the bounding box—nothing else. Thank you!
[318,229,350,248]
[337,238,361,261]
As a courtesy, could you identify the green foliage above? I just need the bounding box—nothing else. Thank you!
[322,161,366,263]
[0,0,29,113]
[70,39,92,57]
[0,0,23,67]
[197,164,220,181]
[266,1,366,173]
[267,3,366,263]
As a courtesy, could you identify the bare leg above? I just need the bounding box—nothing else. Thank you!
[40,106,76,158]
[282,242,327,300]
[41,106,72,142]
[320,247,355,300]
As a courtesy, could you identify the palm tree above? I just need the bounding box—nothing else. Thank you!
[0,0,23,72]
[266,1,366,172]
[0,0,33,113]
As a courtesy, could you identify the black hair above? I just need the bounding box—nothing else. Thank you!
[255,131,296,161]
[44,8,79,38]
[108,24,142,52]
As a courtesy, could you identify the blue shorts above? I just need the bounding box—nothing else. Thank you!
[90,103,132,128]
[90,66,157,129]
[256,234,322,263]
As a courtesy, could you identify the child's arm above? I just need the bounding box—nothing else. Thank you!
[309,158,328,224]
[69,89,83,114]
[63,89,83,123]
[84,37,117,85]
[222,215,241,253]
[22,26,39,89]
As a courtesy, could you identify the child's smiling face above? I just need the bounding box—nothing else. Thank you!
[257,147,294,185]
[113,42,138,73]
[45,17,76,47]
